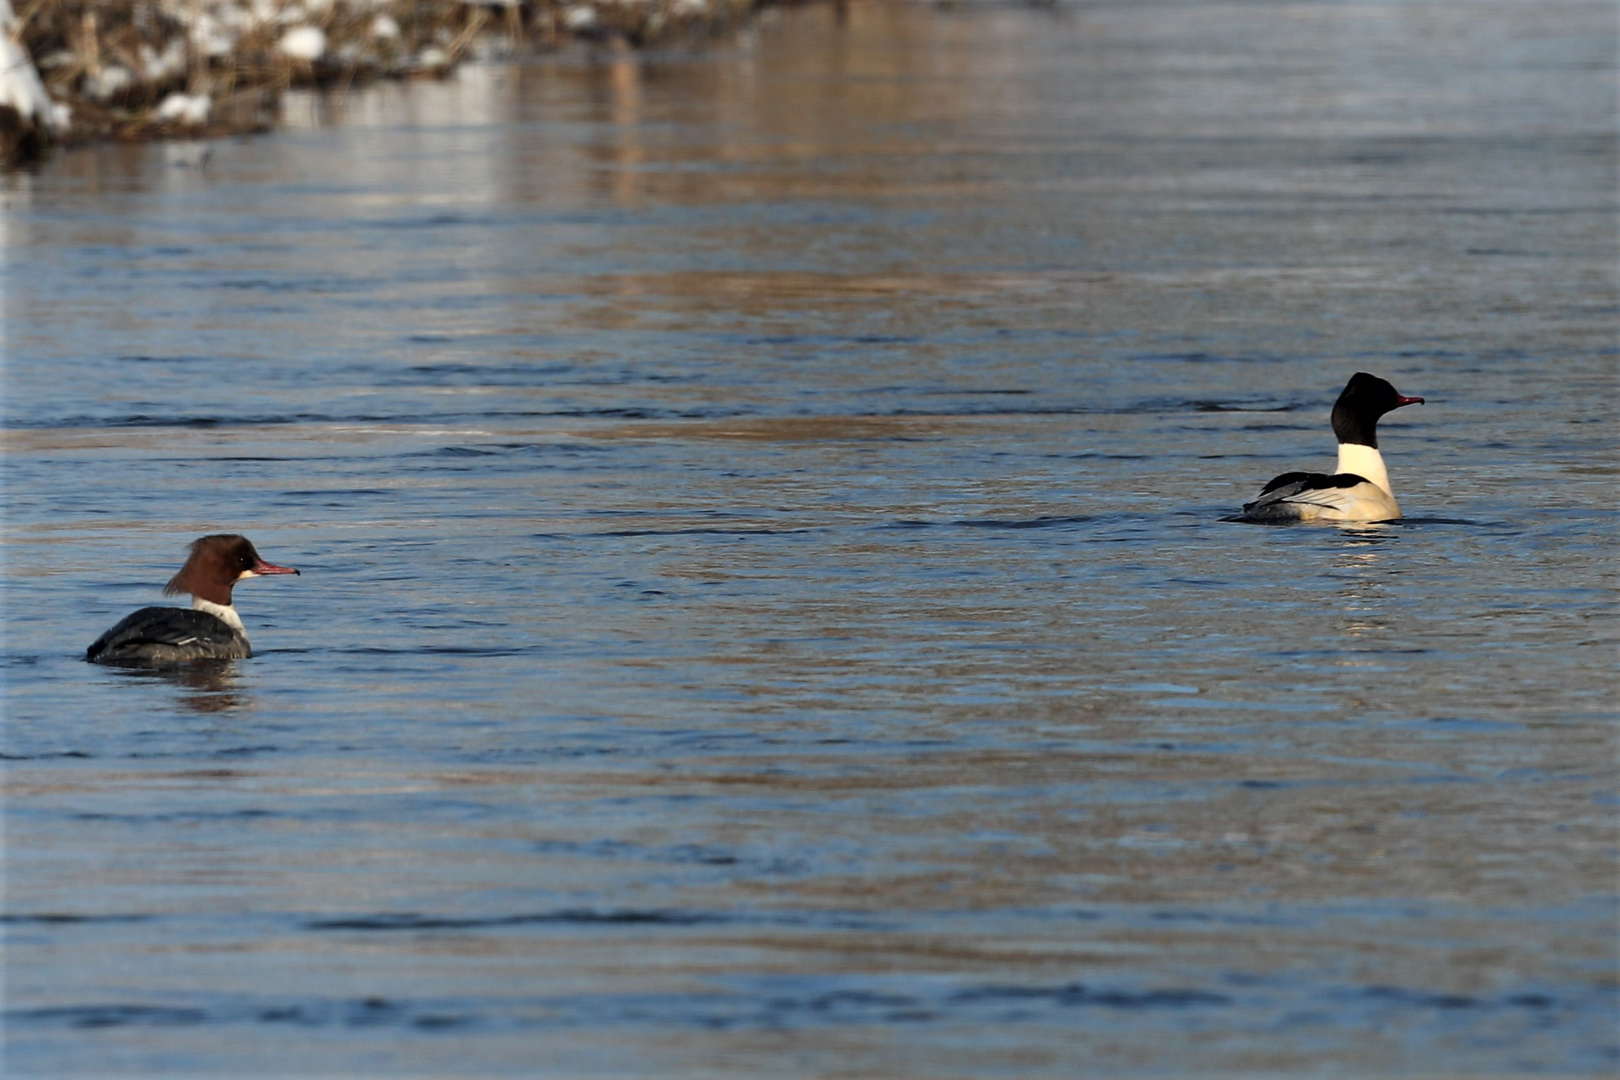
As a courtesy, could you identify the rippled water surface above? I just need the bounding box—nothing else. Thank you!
[3,1,1616,1075]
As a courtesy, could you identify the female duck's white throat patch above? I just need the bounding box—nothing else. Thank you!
[192,597,245,632]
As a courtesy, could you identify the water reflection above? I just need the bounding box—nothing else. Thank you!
[1330,532,1400,642]
[1334,522,1398,544]
[115,661,249,715]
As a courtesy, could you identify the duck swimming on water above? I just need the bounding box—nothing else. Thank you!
[1238,372,1424,523]
[86,535,300,665]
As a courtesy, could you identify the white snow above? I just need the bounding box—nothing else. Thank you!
[140,39,189,82]
[85,65,135,102]
[0,0,69,133]
[154,92,211,125]
[190,15,238,59]
[277,24,327,62]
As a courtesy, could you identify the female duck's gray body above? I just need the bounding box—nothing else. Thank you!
[89,606,253,664]
[86,535,299,666]
[1239,373,1424,523]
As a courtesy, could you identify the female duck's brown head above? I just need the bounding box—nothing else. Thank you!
[163,535,300,607]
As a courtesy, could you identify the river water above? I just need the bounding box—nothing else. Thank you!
[2,1,1615,1076]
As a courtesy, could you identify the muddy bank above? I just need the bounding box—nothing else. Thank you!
[2,0,763,164]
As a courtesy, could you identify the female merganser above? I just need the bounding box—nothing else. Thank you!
[86,535,300,665]
[1238,373,1424,523]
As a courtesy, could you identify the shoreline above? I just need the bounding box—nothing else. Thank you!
[2,0,770,166]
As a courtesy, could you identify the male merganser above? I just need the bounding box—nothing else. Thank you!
[86,535,300,665]
[1238,373,1424,523]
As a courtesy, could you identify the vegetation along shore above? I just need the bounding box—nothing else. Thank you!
[1,0,764,165]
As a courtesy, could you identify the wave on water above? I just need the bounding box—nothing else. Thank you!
[4,977,1578,1035]
[306,909,729,931]
[16,392,1319,434]
[0,913,152,925]
[881,514,1098,531]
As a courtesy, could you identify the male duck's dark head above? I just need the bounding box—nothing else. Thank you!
[1330,372,1424,448]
